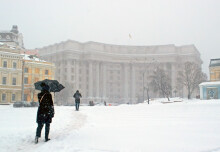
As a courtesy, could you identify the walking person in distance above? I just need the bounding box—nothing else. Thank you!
[73,90,82,111]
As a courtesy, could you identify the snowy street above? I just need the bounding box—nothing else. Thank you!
[1,99,220,152]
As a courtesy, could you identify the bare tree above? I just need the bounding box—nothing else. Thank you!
[56,82,73,105]
[150,67,172,101]
[177,62,207,99]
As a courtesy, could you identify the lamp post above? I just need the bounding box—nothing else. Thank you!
[143,64,150,104]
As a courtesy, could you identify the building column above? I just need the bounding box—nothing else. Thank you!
[60,61,64,83]
[67,60,71,82]
[102,63,107,99]
[81,61,86,98]
[96,62,100,98]
[88,61,93,98]
[131,64,136,103]
[123,64,129,103]
[171,63,176,97]
[75,60,79,90]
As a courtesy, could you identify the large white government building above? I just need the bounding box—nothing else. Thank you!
[38,40,202,104]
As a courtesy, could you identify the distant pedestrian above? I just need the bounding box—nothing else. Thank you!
[35,83,54,144]
[73,90,82,111]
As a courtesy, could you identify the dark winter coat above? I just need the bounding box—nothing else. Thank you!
[73,92,82,103]
[36,90,54,124]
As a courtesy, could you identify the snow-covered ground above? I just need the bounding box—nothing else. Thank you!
[1,99,220,152]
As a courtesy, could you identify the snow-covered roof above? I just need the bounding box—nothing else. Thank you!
[0,42,17,49]
[199,81,220,86]
[22,54,46,62]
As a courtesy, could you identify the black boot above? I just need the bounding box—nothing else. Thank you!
[45,138,50,142]
[35,136,39,144]
[45,123,50,142]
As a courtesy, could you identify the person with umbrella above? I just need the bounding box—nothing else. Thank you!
[73,90,82,111]
[35,82,54,143]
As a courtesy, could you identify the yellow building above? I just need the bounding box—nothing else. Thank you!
[0,43,23,103]
[209,58,220,81]
[23,54,55,102]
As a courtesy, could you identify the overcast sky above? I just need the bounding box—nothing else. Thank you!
[0,0,219,74]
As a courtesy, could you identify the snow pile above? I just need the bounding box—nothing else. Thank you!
[0,99,220,152]
[144,97,184,104]
[200,81,220,86]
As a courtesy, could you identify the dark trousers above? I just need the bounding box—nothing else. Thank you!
[36,123,50,139]
[75,102,80,110]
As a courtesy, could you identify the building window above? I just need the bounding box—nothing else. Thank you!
[35,78,39,82]
[12,78,16,85]
[24,68,28,73]
[71,76,74,80]
[3,61,7,68]
[2,77,6,85]
[64,68,67,72]
[2,94,6,101]
[166,63,172,70]
[71,68,74,73]
[35,68,39,73]
[24,77,28,84]
[6,35,10,39]
[12,94,16,101]
[45,70,49,75]
[24,94,28,101]
[13,62,17,69]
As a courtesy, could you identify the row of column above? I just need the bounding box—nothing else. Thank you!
[72,60,137,102]
[73,60,106,99]
[59,58,178,101]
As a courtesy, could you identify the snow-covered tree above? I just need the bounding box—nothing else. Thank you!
[177,62,207,99]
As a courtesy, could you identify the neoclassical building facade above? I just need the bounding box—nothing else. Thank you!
[38,40,202,104]
[23,54,55,102]
[0,43,23,103]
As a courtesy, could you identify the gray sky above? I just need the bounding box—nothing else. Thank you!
[0,0,219,75]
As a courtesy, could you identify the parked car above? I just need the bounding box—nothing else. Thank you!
[30,101,39,107]
[23,101,32,107]
[13,101,39,108]
[13,101,24,108]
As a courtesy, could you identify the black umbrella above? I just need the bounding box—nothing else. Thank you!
[34,79,65,92]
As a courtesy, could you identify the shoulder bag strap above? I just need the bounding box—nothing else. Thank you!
[39,93,46,103]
